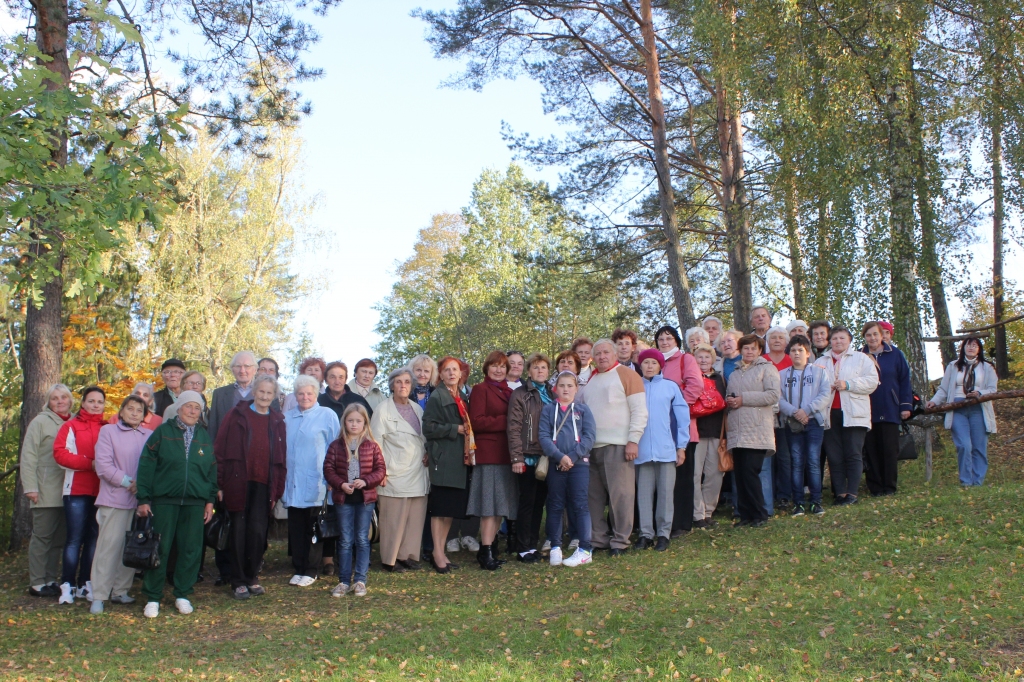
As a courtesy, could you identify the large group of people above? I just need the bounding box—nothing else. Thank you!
[17,309,1000,617]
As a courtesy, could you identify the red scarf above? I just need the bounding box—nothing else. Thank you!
[449,386,476,465]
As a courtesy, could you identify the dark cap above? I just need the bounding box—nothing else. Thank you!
[161,358,186,371]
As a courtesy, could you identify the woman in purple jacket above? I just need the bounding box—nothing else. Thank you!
[89,395,153,614]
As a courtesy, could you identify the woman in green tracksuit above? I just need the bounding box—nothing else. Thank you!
[135,391,218,618]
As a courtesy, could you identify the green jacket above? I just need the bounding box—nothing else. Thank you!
[422,387,468,489]
[137,419,218,507]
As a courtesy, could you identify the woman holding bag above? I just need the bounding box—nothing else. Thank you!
[690,344,727,528]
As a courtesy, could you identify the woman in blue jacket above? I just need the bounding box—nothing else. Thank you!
[539,371,596,568]
[634,349,689,551]
[860,321,913,497]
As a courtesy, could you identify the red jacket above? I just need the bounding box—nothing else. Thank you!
[52,410,106,497]
[662,350,704,444]
[468,381,512,465]
[213,402,287,513]
[323,438,387,506]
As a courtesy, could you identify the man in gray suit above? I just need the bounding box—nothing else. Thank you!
[208,351,259,441]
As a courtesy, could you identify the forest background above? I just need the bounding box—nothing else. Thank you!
[0,0,1022,549]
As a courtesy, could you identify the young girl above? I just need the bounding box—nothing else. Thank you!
[323,405,386,597]
[538,372,596,568]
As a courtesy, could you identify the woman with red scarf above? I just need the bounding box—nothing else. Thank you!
[467,351,517,571]
[422,356,474,574]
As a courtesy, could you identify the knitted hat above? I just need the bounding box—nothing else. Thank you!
[786,319,808,333]
[878,320,894,334]
[637,348,666,369]
[176,390,204,408]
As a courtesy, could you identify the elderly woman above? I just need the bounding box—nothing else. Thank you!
[53,386,107,604]
[349,358,387,410]
[691,344,727,528]
[505,351,526,390]
[928,337,999,486]
[136,391,217,618]
[283,357,328,412]
[409,354,438,410]
[423,356,472,574]
[90,395,153,614]
[109,383,163,430]
[813,326,879,506]
[507,353,553,563]
[20,384,74,598]
[725,335,780,527]
[164,372,208,423]
[720,330,743,381]
[468,351,518,571]
[370,368,430,572]
[787,320,809,339]
[214,374,287,599]
[702,317,723,350]
[763,326,792,511]
[685,327,711,353]
[283,374,342,587]
[320,361,373,422]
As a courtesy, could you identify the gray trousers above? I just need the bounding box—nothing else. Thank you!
[28,507,66,587]
[91,506,136,600]
[588,444,635,550]
[693,438,725,521]
[636,461,675,540]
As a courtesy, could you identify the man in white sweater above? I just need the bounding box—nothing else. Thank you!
[578,339,649,555]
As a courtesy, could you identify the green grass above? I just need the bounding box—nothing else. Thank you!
[0,433,1022,681]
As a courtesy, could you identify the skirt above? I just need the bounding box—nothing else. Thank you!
[428,484,470,520]
[466,464,518,519]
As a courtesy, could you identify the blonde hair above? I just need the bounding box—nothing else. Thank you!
[341,404,376,447]
[408,354,439,387]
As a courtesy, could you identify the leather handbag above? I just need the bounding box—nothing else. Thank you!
[897,424,919,461]
[717,417,733,472]
[690,376,726,418]
[311,498,340,544]
[204,501,231,551]
[122,514,162,570]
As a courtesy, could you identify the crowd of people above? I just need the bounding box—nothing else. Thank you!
[17,308,1000,617]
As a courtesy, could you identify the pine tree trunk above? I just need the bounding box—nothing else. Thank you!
[991,74,1010,378]
[12,0,71,550]
[639,0,696,330]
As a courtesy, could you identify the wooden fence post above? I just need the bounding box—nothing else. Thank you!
[924,426,933,483]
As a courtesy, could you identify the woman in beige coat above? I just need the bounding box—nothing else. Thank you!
[20,384,75,597]
[369,368,430,572]
[725,335,780,527]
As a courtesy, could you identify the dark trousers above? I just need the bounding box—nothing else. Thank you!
[823,409,867,497]
[143,504,204,601]
[286,506,322,577]
[228,482,270,589]
[671,442,697,532]
[772,427,792,504]
[62,495,98,587]
[733,448,768,522]
[546,463,592,552]
[515,467,547,553]
[863,422,900,495]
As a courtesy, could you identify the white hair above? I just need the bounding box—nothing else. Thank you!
[388,367,415,393]
[592,338,615,352]
[767,325,789,340]
[684,327,710,348]
[293,374,320,394]
[253,373,279,394]
[702,316,723,328]
[132,382,156,410]
[230,350,256,368]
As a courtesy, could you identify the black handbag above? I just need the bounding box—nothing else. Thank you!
[204,501,231,551]
[122,514,162,570]
[311,498,340,544]
[369,506,379,544]
[897,424,919,461]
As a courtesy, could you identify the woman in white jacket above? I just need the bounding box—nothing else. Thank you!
[927,337,998,486]
[813,326,879,505]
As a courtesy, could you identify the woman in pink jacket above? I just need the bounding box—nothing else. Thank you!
[653,326,703,536]
[90,395,153,614]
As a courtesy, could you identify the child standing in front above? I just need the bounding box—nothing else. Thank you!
[323,404,386,597]
[539,371,597,568]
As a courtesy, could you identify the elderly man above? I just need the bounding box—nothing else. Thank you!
[208,351,258,441]
[578,339,649,556]
[702,317,723,350]
[787,320,809,339]
[153,359,186,417]
[750,306,773,341]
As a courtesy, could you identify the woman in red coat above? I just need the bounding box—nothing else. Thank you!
[467,351,517,571]
[213,374,287,600]
[52,386,107,604]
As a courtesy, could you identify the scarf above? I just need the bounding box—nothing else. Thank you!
[449,386,476,465]
[663,347,679,359]
[532,380,554,405]
[176,416,196,455]
[963,358,978,395]
[486,379,514,402]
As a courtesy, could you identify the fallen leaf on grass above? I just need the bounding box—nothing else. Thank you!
[820,626,835,638]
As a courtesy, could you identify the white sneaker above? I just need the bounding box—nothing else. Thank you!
[77,580,93,601]
[549,546,562,566]
[445,538,461,554]
[562,549,592,567]
[460,536,480,552]
[174,598,193,615]
[332,583,349,598]
[58,582,74,605]
[89,600,104,615]
[567,538,580,553]
[541,539,552,553]
[353,582,367,597]
[143,601,160,618]
[289,574,303,586]
[296,575,316,587]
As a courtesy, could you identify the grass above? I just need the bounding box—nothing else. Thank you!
[0,407,1022,681]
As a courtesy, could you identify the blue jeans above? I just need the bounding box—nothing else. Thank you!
[772,428,792,504]
[546,462,591,552]
[952,402,988,486]
[62,495,98,587]
[336,503,373,586]
[788,421,824,505]
[732,463,774,517]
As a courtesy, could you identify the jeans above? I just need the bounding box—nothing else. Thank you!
[336,503,373,586]
[547,462,591,552]
[772,427,792,504]
[788,421,824,505]
[952,402,988,486]
[62,495,98,587]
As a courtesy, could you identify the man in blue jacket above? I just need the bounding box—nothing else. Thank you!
[861,321,913,496]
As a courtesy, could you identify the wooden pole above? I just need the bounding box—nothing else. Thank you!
[924,426,933,483]
[923,388,1024,414]
[955,313,1024,334]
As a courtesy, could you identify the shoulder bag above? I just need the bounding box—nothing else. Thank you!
[204,500,231,551]
[717,416,733,472]
[122,514,162,570]
[690,376,726,418]
[311,497,340,544]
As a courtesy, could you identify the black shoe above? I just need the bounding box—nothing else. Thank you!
[733,519,751,528]
[810,503,825,516]
[833,496,848,506]
[692,519,708,530]
[195,573,205,583]
[381,563,407,573]
[609,548,626,557]
[791,504,806,517]
[633,536,653,551]
[29,584,57,598]
[654,537,670,551]
[750,519,768,527]
[477,545,501,571]
[669,528,687,539]
[846,495,859,505]
[704,518,718,529]
[397,559,420,571]
[214,577,228,587]
[517,550,540,564]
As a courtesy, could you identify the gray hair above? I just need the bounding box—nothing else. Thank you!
[592,338,615,353]
[230,350,257,368]
[749,306,773,323]
[702,316,723,329]
[180,370,207,390]
[293,374,321,394]
[766,325,789,341]
[253,373,279,394]
[132,382,156,410]
[388,367,415,393]
[684,327,710,348]
[46,383,73,404]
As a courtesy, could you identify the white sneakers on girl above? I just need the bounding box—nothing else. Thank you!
[549,547,562,566]
[353,582,367,597]
[562,549,592,567]
[175,598,193,615]
[143,602,160,618]
[332,583,349,597]
[296,576,316,587]
[58,582,74,604]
